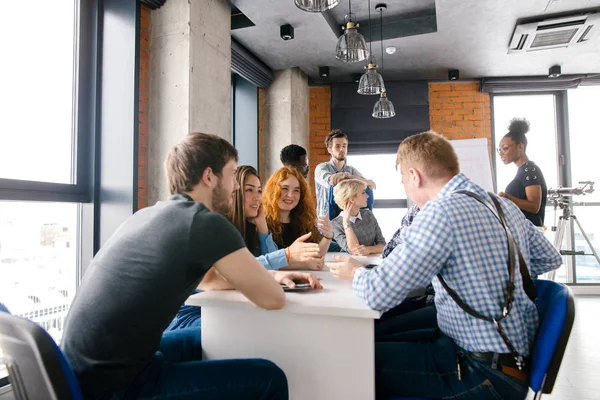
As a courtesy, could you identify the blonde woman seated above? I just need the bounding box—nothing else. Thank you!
[332,179,386,255]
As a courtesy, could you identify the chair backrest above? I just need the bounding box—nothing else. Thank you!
[328,185,374,220]
[0,302,9,313]
[529,279,575,394]
[0,312,83,400]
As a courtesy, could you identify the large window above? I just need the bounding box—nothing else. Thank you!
[0,2,76,184]
[0,202,79,340]
[346,154,406,241]
[0,0,97,382]
[568,86,600,283]
[492,88,600,288]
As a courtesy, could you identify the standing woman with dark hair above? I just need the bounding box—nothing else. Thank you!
[498,118,548,227]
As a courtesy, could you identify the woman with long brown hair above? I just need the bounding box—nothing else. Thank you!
[166,166,321,331]
[263,167,333,269]
[227,165,321,268]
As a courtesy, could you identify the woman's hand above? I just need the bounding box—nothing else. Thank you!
[342,202,353,225]
[351,245,371,256]
[316,215,333,240]
[287,232,321,262]
[498,192,509,199]
[248,204,269,234]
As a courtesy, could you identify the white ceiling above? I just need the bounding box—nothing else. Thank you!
[230,0,600,82]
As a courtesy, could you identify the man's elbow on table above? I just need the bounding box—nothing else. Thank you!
[255,292,286,310]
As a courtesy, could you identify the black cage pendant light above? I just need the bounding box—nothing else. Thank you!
[358,0,385,95]
[295,0,341,12]
[335,0,368,63]
[372,3,395,118]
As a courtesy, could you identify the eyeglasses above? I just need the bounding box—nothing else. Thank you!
[496,144,515,154]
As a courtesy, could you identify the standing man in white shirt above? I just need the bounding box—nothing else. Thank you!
[314,129,376,217]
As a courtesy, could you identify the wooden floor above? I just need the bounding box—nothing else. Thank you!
[527,295,600,400]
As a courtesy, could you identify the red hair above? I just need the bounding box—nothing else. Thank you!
[262,167,321,247]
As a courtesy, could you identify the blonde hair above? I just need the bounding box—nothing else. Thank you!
[396,131,460,179]
[333,179,367,209]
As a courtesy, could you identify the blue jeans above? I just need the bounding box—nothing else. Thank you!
[166,290,202,331]
[375,332,529,399]
[375,304,438,343]
[108,328,288,400]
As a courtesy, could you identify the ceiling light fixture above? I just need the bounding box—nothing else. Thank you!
[335,0,368,63]
[357,0,385,95]
[373,3,395,119]
[294,0,341,12]
[385,46,396,54]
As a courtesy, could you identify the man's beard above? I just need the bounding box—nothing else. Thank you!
[334,155,346,162]
[212,180,232,215]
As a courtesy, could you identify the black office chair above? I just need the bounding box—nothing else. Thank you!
[0,309,83,400]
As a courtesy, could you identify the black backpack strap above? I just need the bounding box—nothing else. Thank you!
[435,190,536,370]
[487,194,538,303]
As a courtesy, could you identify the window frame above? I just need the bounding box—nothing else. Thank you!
[0,0,97,204]
[491,89,600,288]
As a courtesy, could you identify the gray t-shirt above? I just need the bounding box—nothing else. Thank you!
[61,194,245,397]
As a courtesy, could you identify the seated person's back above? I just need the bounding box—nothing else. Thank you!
[61,196,241,394]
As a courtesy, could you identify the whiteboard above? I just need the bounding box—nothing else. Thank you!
[450,138,495,193]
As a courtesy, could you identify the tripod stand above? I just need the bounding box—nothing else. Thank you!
[547,196,600,281]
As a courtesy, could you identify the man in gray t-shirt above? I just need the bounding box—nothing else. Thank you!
[61,133,321,399]
[314,129,376,217]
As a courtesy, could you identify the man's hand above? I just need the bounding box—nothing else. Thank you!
[330,172,349,185]
[351,245,371,256]
[270,271,323,289]
[287,232,321,262]
[326,255,363,281]
[366,179,377,189]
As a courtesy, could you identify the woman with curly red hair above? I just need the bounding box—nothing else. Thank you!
[263,167,333,270]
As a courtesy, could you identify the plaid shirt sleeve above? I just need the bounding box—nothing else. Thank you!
[353,202,452,312]
[382,205,420,258]
[525,216,563,276]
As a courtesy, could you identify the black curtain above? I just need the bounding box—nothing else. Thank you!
[331,81,430,154]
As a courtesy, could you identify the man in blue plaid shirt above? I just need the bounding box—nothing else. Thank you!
[328,131,562,399]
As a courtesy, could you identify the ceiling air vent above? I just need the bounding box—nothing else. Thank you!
[508,12,599,53]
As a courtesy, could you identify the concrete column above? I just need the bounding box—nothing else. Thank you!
[148,0,231,206]
[261,68,310,178]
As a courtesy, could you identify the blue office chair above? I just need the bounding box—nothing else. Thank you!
[389,279,575,400]
[328,185,374,220]
[0,310,83,399]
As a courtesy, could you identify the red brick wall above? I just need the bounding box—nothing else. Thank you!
[137,5,150,210]
[429,81,492,144]
[308,86,331,196]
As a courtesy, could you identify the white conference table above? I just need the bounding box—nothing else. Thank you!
[186,253,382,400]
